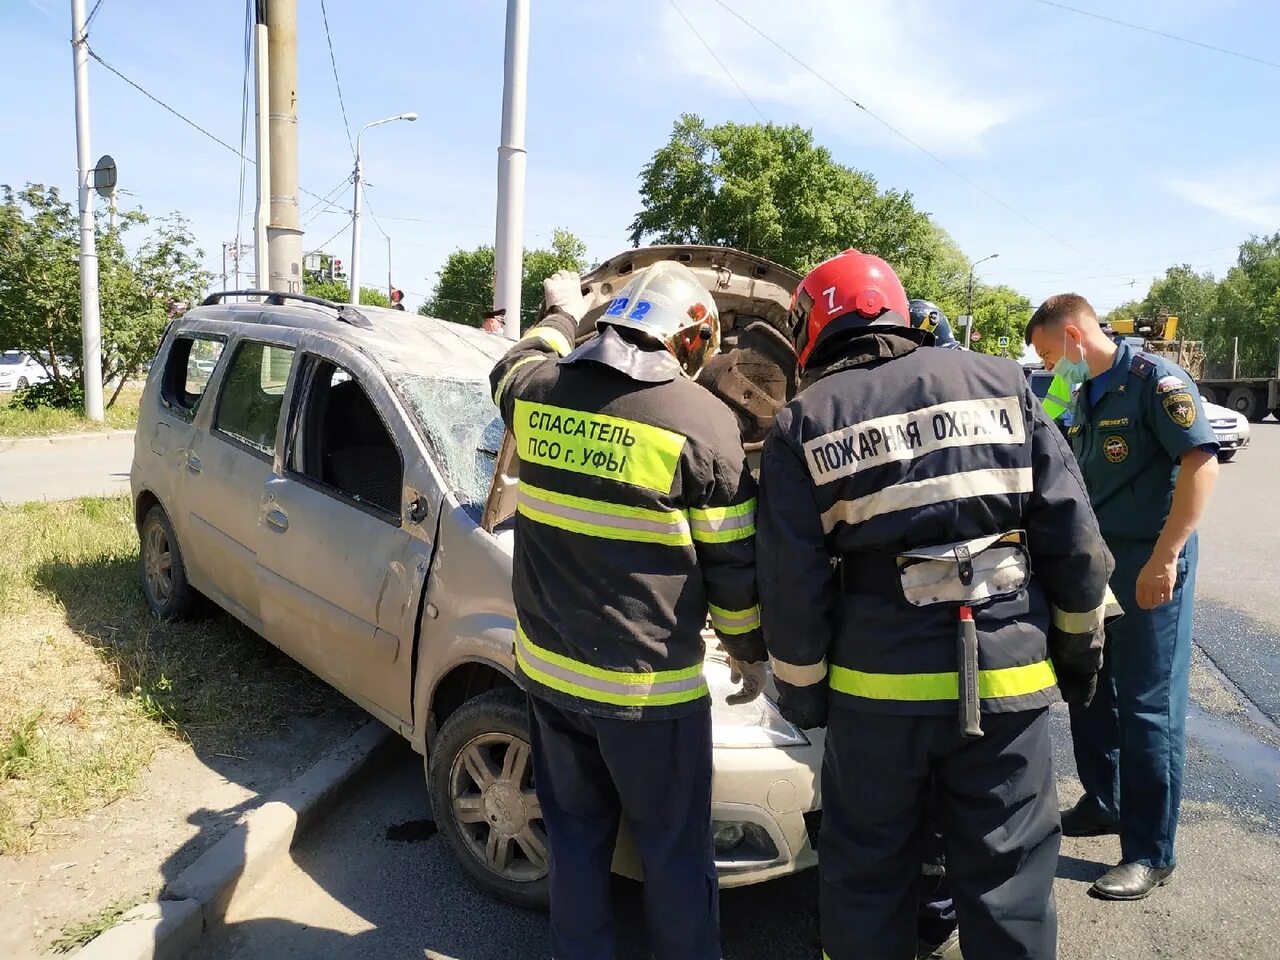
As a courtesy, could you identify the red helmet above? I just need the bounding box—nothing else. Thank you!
[789,250,911,369]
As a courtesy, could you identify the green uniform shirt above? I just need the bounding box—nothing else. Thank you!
[1068,341,1217,542]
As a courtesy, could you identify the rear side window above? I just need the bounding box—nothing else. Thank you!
[214,341,295,456]
[161,335,225,416]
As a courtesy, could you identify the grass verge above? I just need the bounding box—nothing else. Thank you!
[48,895,145,954]
[0,496,335,855]
[0,387,142,438]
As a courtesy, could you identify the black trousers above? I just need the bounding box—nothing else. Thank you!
[528,696,719,960]
[820,707,1060,960]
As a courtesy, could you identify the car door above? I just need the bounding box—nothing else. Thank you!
[180,333,299,631]
[254,337,438,729]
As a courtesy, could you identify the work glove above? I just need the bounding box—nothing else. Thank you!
[726,657,766,705]
[542,269,588,323]
[776,679,829,730]
[1057,670,1099,708]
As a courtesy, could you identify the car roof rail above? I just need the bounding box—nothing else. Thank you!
[199,290,373,329]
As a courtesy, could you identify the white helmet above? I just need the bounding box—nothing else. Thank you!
[597,261,721,378]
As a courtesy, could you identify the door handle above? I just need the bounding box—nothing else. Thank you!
[186,453,202,474]
[265,509,289,532]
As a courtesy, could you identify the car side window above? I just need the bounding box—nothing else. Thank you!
[287,358,404,520]
[214,341,295,457]
[161,335,225,417]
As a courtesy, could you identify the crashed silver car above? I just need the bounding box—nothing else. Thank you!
[130,246,820,908]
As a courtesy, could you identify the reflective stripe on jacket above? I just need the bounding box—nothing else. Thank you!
[757,332,1115,716]
[490,311,764,720]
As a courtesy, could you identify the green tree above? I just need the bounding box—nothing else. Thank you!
[420,229,587,330]
[303,277,390,307]
[1214,233,1280,377]
[629,114,970,301]
[0,183,208,408]
[968,285,1033,357]
[1140,264,1219,342]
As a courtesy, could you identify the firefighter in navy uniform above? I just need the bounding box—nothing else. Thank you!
[756,251,1117,960]
[909,299,963,349]
[490,266,766,960]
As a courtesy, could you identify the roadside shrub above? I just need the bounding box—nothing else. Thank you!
[12,378,84,411]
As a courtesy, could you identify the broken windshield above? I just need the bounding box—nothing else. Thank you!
[395,375,504,506]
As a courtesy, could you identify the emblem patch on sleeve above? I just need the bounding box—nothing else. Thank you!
[1103,435,1129,463]
[1163,392,1197,428]
[1156,375,1187,395]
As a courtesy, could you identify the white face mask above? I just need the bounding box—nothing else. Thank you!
[1053,331,1089,387]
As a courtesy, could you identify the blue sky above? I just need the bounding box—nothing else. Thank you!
[4,0,1279,317]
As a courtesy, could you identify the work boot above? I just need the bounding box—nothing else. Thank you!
[1059,796,1119,837]
[916,928,962,960]
[1090,862,1175,900]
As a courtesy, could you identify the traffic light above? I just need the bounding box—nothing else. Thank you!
[390,288,404,305]
[332,258,344,281]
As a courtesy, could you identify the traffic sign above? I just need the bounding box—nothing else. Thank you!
[998,336,1010,348]
[970,331,982,343]
[92,155,117,198]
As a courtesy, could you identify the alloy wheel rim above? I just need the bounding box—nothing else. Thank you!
[143,522,173,605]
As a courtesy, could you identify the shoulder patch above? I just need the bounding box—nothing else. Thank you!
[1156,374,1187,395]
[1163,392,1197,428]
[1130,354,1157,380]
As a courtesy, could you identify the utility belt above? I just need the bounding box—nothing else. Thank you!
[838,532,1031,739]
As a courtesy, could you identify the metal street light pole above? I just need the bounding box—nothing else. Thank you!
[964,252,1000,349]
[349,112,417,305]
[70,0,103,422]
[495,0,530,339]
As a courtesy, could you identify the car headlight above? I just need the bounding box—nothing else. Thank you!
[705,655,809,748]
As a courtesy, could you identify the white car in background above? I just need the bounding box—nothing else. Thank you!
[0,351,51,391]
[1203,396,1250,462]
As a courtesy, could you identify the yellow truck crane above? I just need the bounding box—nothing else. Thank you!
[1112,311,1280,423]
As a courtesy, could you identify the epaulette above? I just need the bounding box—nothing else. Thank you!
[1130,354,1157,380]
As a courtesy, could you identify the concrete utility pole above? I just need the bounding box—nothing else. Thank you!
[70,0,103,422]
[494,0,530,339]
[253,0,271,288]
[387,235,393,303]
[266,0,302,292]
[222,242,229,291]
[349,113,417,304]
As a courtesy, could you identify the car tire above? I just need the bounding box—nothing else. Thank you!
[16,376,28,390]
[139,504,200,621]
[427,687,550,911]
[1226,387,1263,422]
[1199,385,1220,406]
[1218,450,1236,463]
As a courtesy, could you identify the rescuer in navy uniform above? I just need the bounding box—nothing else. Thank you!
[490,266,766,960]
[757,251,1116,960]
[1026,294,1219,901]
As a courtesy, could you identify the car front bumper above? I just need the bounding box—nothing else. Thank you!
[1213,429,1250,451]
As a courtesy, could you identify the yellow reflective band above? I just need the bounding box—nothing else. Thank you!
[1052,586,1124,634]
[492,355,542,405]
[520,325,572,357]
[514,399,686,493]
[708,602,761,636]
[689,499,757,543]
[828,660,1058,701]
[769,656,827,687]
[515,622,708,708]
[517,482,692,547]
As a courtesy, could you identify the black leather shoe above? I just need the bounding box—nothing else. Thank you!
[1090,862,1175,900]
[1059,797,1119,837]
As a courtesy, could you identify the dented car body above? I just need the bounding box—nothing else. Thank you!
[130,247,820,908]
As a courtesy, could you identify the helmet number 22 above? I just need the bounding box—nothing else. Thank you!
[605,297,652,322]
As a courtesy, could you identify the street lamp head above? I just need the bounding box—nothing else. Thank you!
[400,112,419,122]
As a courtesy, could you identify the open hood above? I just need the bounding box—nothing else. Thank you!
[482,245,802,533]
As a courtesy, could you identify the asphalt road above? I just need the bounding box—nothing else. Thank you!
[0,431,134,503]
[199,425,1280,960]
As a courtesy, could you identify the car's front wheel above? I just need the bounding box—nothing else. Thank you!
[15,376,28,390]
[427,687,550,910]
[140,504,200,620]
[1218,449,1236,463]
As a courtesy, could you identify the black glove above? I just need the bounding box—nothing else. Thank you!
[776,679,829,730]
[1057,670,1098,708]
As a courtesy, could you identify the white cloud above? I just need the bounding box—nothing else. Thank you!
[656,0,1030,155]
[1164,167,1280,228]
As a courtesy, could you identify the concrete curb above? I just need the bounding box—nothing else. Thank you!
[72,720,394,960]
[0,429,135,447]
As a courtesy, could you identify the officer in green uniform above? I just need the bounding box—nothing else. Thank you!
[1026,294,1219,901]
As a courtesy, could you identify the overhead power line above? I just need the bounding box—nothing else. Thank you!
[319,0,356,156]
[84,0,108,31]
[667,0,768,122]
[1030,0,1280,70]
[708,0,1124,279]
